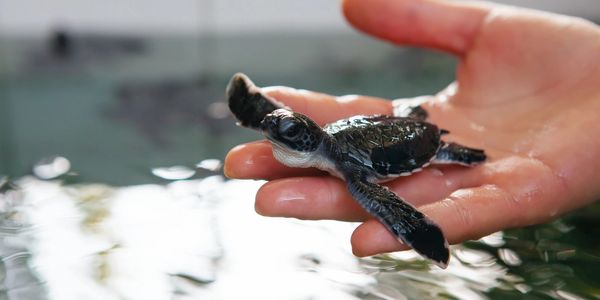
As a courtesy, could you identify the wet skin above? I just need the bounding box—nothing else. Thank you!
[225,0,600,257]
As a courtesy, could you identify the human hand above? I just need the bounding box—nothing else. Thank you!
[224,0,600,257]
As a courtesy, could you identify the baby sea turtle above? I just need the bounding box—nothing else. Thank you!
[226,73,486,268]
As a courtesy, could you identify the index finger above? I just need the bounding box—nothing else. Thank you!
[262,86,392,125]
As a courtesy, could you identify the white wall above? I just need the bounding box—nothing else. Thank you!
[0,0,598,36]
[0,0,347,35]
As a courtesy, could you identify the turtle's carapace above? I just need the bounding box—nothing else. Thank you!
[226,73,487,269]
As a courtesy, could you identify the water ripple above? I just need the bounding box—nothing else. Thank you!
[0,177,598,299]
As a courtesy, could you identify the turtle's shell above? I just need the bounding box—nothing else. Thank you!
[325,115,441,178]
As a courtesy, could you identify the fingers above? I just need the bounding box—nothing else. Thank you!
[342,0,491,55]
[351,184,526,255]
[351,219,403,255]
[384,165,485,206]
[255,177,370,221]
[262,87,392,125]
[351,185,515,256]
[254,166,485,222]
[351,157,569,257]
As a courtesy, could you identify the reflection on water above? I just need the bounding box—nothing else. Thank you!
[32,156,71,180]
[196,159,222,172]
[1,175,598,300]
[151,159,223,181]
[151,166,196,180]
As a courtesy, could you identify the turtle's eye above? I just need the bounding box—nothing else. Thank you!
[279,119,303,140]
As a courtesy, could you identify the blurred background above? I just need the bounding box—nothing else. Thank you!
[1,0,599,184]
[1,1,600,299]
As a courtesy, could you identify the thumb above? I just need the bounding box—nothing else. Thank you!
[342,0,491,56]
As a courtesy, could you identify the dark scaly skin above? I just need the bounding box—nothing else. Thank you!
[226,73,487,269]
[435,142,487,166]
[322,116,450,267]
[324,116,441,179]
[226,73,285,129]
[344,171,449,267]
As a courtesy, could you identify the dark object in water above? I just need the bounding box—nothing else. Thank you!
[24,28,148,71]
[0,176,17,194]
[50,30,73,58]
[107,77,228,147]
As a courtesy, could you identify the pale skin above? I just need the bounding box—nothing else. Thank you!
[224,0,600,257]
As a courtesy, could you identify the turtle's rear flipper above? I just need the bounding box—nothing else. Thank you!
[226,73,287,130]
[434,142,486,166]
[346,173,449,268]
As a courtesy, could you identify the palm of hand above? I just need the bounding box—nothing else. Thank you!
[225,1,600,256]
[431,10,600,221]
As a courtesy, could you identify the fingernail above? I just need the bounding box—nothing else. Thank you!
[223,145,244,178]
[224,143,273,179]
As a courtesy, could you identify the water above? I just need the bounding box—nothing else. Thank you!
[0,176,599,300]
[1,33,599,299]
[0,33,455,185]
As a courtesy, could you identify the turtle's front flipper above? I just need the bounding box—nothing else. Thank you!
[226,73,287,130]
[434,142,486,166]
[345,172,449,268]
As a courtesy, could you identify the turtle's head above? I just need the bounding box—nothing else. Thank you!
[260,109,323,155]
